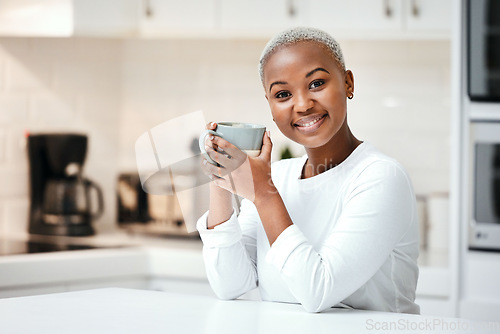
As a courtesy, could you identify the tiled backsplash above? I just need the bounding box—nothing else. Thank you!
[0,38,122,235]
[0,37,450,235]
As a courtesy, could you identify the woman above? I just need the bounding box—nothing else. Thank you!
[197,27,419,314]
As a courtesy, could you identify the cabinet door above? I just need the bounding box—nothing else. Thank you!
[415,297,455,317]
[141,0,216,34]
[73,0,140,36]
[0,0,72,36]
[305,0,403,34]
[218,0,305,33]
[404,0,452,33]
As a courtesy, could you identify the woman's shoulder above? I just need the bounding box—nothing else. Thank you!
[359,143,409,175]
[329,142,402,176]
[352,143,414,191]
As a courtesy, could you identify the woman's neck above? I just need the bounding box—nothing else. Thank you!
[302,125,361,179]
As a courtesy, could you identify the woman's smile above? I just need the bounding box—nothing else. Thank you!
[293,113,328,134]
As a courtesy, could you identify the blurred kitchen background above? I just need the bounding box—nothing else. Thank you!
[0,0,451,237]
[0,0,498,322]
[0,35,452,235]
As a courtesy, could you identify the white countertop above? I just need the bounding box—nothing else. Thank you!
[0,231,449,300]
[1,288,498,334]
[0,233,207,301]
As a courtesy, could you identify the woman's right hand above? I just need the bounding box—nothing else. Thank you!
[201,122,235,228]
[200,121,248,182]
[200,121,221,178]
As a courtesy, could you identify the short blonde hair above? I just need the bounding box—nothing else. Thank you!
[258,27,346,83]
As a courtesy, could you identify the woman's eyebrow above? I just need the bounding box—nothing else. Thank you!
[268,68,330,92]
[269,81,287,92]
[306,67,330,78]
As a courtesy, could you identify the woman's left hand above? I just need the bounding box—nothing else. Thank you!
[202,131,274,202]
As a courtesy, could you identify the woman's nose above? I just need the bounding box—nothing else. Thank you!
[293,91,314,113]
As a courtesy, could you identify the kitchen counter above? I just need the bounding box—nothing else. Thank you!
[1,288,498,334]
[0,231,451,313]
[0,232,207,298]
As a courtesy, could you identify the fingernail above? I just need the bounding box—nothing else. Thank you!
[208,135,214,140]
[210,122,216,127]
[267,130,271,137]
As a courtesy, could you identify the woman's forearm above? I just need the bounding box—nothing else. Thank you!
[207,182,234,229]
[254,187,293,245]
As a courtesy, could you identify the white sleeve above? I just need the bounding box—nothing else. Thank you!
[196,199,259,300]
[266,162,415,312]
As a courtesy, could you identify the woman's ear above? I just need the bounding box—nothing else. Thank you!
[345,70,354,99]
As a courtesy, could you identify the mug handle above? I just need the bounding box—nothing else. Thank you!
[198,129,223,166]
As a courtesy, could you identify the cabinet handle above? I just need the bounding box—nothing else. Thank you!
[411,0,420,17]
[287,0,296,17]
[144,0,153,18]
[384,0,393,18]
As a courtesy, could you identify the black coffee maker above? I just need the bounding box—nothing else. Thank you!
[28,134,104,236]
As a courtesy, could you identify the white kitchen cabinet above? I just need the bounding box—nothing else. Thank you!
[0,284,66,299]
[0,0,452,39]
[306,0,403,33]
[404,0,452,32]
[0,0,72,37]
[140,0,217,36]
[0,278,148,299]
[218,0,306,36]
[73,0,140,36]
[218,0,451,39]
[415,297,455,317]
[415,264,455,316]
[305,0,452,38]
[459,251,500,322]
[460,300,500,323]
[0,0,140,37]
[77,0,219,37]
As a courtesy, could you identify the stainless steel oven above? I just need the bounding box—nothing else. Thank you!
[467,0,500,251]
[467,0,500,102]
[470,122,500,251]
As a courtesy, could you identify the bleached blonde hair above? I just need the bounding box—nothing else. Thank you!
[258,27,346,83]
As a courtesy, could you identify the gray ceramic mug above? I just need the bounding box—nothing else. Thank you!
[199,122,266,165]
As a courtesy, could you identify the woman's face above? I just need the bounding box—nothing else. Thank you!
[263,41,354,150]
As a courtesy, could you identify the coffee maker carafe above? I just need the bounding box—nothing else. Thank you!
[28,134,103,236]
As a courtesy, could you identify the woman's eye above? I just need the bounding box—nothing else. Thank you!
[275,91,291,99]
[309,80,324,89]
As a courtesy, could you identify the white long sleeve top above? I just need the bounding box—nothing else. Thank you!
[196,142,420,314]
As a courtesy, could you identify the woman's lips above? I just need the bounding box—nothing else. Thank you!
[294,114,327,133]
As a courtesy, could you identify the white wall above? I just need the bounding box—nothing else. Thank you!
[0,37,450,236]
[0,37,122,235]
